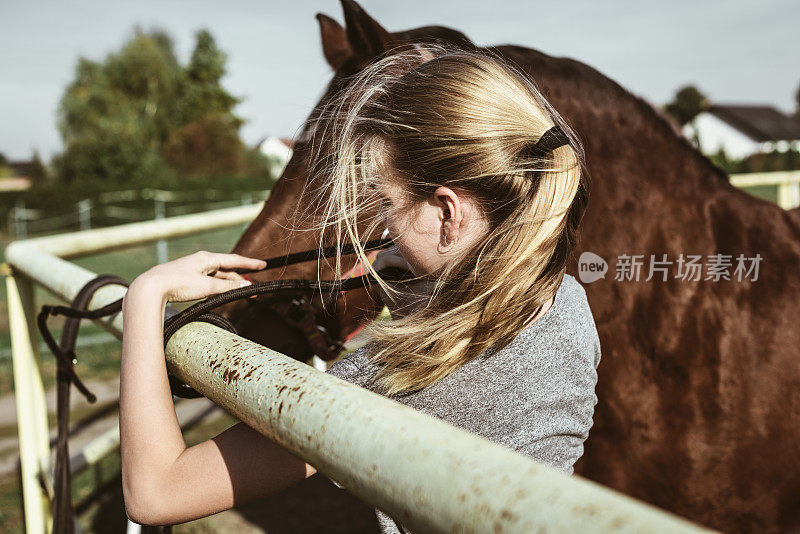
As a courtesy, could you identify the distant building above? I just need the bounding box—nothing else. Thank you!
[6,160,39,178]
[0,158,41,191]
[255,136,294,181]
[257,136,294,162]
[0,177,31,192]
[683,105,800,159]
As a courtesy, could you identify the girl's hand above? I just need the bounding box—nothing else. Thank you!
[131,251,267,303]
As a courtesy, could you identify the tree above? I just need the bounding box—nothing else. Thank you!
[0,152,12,179]
[664,85,710,126]
[54,27,245,184]
[28,151,48,181]
[162,113,245,177]
[170,29,243,129]
[795,81,800,120]
[163,30,245,177]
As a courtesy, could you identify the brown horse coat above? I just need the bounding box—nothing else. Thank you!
[223,2,800,531]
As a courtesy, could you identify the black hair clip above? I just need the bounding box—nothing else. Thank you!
[524,125,570,159]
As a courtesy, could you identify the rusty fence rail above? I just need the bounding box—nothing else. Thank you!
[3,204,712,533]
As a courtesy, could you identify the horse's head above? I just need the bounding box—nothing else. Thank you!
[218,0,476,361]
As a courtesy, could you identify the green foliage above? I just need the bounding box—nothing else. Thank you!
[52,135,174,186]
[28,150,49,181]
[0,152,12,178]
[245,149,284,189]
[707,147,735,174]
[739,149,800,173]
[796,81,800,119]
[709,147,800,174]
[54,27,247,185]
[664,85,709,126]
[163,113,244,177]
[178,29,242,125]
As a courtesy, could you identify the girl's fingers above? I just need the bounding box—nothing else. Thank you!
[196,251,266,273]
[208,263,257,298]
[213,271,245,281]
[213,253,267,270]
[208,277,251,294]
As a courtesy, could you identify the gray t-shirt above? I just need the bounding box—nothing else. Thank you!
[326,273,601,533]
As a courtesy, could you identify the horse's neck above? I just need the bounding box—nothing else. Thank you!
[621,124,800,248]
[233,178,321,270]
[533,77,800,265]
[233,178,370,281]
[547,60,800,246]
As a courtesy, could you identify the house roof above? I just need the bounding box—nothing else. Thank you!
[6,160,38,178]
[708,105,800,142]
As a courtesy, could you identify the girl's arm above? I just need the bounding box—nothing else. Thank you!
[120,251,316,526]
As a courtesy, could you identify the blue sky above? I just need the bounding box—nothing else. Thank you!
[2,0,798,160]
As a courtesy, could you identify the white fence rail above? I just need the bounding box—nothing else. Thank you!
[7,189,270,239]
[730,170,800,209]
[3,205,711,533]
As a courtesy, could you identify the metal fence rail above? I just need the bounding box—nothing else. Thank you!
[3,204,711,533]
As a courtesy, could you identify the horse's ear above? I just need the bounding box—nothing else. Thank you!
[316,13,353,70]
[340,0,396,61]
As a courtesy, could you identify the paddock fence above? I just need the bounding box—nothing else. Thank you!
[730,170,800,209]
[3,204,712,533]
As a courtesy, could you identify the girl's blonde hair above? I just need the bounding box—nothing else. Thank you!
[301,43,589,396]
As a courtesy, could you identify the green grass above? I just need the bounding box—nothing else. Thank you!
[0,336,122,399]
[740,184,779,204]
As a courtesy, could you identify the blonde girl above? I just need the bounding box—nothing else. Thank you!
[120,44,601,533]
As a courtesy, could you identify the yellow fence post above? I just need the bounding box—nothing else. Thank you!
[5,266,53,534]
[777,179,800,210]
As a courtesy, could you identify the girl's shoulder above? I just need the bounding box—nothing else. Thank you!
[552,273,594,324]
[514,272,601,369]
[554,272,591,315]
[326,343,373,387]
[515,273,592,334]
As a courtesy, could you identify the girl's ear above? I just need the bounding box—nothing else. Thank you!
[434,186,462,247]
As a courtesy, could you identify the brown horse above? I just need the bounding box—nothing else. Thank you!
[219,1,800,531]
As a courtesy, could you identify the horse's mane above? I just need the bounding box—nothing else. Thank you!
[490,44,732,185]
